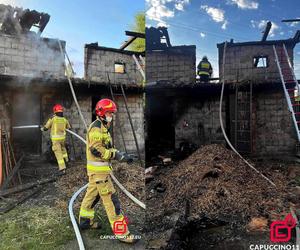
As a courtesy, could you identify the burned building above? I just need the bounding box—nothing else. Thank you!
[85,43,144,85]
[0,5,145,161]
[84,42,145,155]
[146,27,300,160]
[218,34,300,84]
[146,45,196,84]
[146,27,195,85]
[0,35,65,78]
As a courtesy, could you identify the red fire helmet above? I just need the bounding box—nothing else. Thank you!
[95,99,117,117]
[53,104,63,113]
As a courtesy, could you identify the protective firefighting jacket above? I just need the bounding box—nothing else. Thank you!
[197,60,212,76]
[86,118,116,175]
[44,114,71,141]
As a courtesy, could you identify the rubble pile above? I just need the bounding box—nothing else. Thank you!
[161,144,290,223]
[55,161,145,210]
[113,162,145,202]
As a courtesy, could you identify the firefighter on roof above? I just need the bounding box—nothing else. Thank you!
[197,56,213,83]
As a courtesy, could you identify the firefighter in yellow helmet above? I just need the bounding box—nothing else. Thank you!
[197,56,213,83]
[79,98,138,244]
[41,104,71,174]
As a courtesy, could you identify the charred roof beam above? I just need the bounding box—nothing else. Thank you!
[261,21,272,41]
[254,21,272,67]
[282,19,300,23]
[125,31,145,39]
[120,36,137,50]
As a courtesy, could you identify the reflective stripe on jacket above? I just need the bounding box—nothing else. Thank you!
[44,115,71,141]
[197,61,212,76]
[86,118,116,175]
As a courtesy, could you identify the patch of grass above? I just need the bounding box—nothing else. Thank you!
[79,205,113,239]
[0,201,116,249]
[0,205,74,250]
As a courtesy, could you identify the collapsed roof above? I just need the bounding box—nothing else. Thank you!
[0,4,50,36]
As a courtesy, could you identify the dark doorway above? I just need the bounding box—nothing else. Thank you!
[12,92,41,155]
[146,94,175,161]
[92,96,99,122]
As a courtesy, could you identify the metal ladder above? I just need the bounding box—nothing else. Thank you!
[234,84,253,154]
[273,44,300,141]
[132,54,145,81]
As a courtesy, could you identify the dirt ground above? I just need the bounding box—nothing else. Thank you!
[1,144,300,249]
[0,157,145,250]
[145,144,300,249]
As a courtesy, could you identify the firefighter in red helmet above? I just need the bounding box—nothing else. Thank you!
[41,104,71,174]
[79,98,138,244]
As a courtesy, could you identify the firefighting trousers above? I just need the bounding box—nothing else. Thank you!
[79,174,129,236]
[51,140,68,171]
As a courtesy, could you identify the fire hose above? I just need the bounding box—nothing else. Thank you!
[65,129,146,209]
[219,41,276,187]
[56,39,145,249]
[219,42,300,246]
[13,125,145,250]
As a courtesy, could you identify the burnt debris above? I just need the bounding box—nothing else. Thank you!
[0,4,50,36]
[146,26,172,51]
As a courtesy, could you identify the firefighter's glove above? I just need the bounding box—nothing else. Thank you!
[40,126,46,132]
[91,147,101,157]
[115,151,135,164]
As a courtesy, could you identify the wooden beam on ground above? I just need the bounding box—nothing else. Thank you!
[0,154,24,190]
[0,176,57,196]
[0,187,42,214]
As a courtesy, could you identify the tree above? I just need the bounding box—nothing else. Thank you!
[128,12,145,52]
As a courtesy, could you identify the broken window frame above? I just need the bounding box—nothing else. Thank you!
[114,62,126,74]
[253,55,269,68]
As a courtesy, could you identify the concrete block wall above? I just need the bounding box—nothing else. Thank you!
[254,91,296,156]
[0,34,65,78]
[84,46,144,86]
[146,45,196,84]
[174,97,226,148]
[173,90,296,157]
[113,94,145,156]
[41,91,144,159]
[218,43,294,84]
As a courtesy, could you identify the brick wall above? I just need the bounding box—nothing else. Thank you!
[146,45,196,84]
[84,45,144,86]
[0,34,65,78]
[174,97,226,148]
[218,42,294,84]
